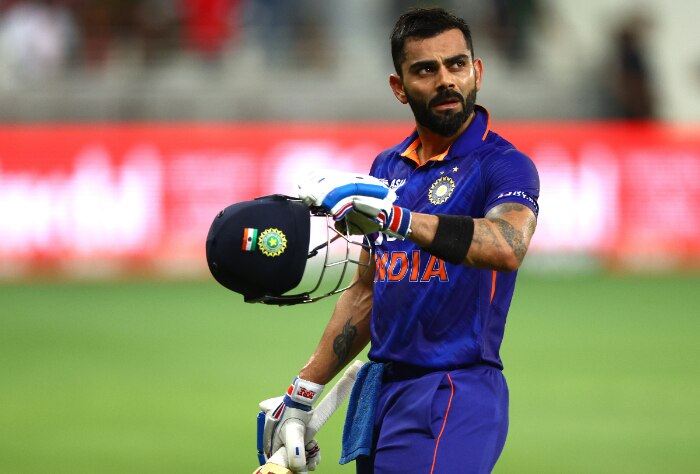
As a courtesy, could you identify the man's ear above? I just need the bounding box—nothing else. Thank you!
[389,74,408,104]
[473,58,483,92]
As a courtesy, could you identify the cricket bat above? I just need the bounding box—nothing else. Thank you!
[253,360,364,474]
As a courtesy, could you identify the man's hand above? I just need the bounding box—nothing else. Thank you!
[297,171,412,239]
[350,194,412,240]
[297,171,395,219]
[258,377,325,472]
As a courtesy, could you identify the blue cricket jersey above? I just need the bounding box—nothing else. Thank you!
[367,106,540,370]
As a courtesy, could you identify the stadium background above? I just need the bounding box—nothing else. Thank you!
[1,0,699,473]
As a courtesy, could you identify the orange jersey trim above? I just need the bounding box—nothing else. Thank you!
[430,373,455,474]
[400,107,491,166]
[482,110,491,140]
[400,137,450,166]
[490,270,497,303]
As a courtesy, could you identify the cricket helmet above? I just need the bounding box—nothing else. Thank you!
[205,194,372,305]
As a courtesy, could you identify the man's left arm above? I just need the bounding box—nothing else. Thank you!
[408,202,537,272]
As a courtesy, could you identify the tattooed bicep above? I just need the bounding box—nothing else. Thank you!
[485,203,537,261]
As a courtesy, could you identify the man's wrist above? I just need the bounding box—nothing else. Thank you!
[385,206,412,239]
[422,214,474,264]
[286,376,325,406]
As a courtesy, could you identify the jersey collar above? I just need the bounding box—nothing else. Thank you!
[400,105,491,166]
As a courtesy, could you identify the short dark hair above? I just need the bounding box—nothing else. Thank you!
[390,7,474,76]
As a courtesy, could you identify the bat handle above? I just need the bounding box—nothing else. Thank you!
[307,359,364,438]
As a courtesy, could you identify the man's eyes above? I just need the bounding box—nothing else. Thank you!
[415,60,467,74]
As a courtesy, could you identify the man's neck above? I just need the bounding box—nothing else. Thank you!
[415,111,476,165]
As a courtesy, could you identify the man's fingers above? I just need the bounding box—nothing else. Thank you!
[342,210,381,235]
[305,439,321,471]
[283,419,307,471]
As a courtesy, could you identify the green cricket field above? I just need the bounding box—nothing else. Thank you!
[2,272,699,473]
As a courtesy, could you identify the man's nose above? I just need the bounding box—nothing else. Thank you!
[435,65,456,90]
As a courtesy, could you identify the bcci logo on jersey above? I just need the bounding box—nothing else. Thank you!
[428,176,456,205]
[258,228,287,257]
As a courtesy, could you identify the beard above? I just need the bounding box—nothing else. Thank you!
[406,86,477,137]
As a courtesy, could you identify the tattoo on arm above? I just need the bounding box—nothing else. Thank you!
[332,319,357,370]
[470,219,504,267]
[486,203,537,264]
[491,218,527,263]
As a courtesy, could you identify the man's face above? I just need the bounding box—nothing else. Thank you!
[392,29,482,137]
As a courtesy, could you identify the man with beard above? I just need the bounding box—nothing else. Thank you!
[258,7,540,473]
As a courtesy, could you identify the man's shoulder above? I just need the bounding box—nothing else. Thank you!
[477,131,535,167]
[481,130,519,155]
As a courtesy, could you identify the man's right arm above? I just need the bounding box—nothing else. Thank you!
[297,248,374,385]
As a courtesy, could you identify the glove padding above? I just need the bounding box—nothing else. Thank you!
[298,171,412,240]
[258,377,325,472]
[297,171,396,220]
[349,195,412,240]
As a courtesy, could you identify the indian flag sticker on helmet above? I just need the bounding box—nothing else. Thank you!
[258,228,287,257]
[242,227,258,251]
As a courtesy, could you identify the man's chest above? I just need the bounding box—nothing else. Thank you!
[381,157,486,217]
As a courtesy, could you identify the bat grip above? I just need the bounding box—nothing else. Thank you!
[306,359,363,438]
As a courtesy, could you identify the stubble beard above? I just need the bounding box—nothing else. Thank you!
[406,86,477,137]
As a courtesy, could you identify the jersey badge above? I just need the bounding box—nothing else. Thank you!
[428,176,456,205]
[258,228,287,257]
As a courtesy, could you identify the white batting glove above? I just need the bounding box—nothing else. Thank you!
[351,195,412,240]
[257,377,325,472]
[297,171,396,220]
[266,440,320,473]
[297,171,411,239]
[304,439,321,471]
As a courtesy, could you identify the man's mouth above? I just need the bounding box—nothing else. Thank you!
[433,98,462,111]
[430,92,464,111]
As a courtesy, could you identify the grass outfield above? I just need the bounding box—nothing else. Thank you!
[1,274,699,473]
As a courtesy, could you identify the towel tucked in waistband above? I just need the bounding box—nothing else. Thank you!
[339,361,384,465]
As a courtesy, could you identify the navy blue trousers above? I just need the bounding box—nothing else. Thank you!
[355,365,509,474]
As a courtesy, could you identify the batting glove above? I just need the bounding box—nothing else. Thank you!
[350,195,412,240]
[297,171,394,220]
[297,171,412,240]
[257,377,325,472]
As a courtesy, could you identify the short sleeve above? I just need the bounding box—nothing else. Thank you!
[483,148,540,216]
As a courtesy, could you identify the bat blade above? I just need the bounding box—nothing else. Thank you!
[252,360,364,474]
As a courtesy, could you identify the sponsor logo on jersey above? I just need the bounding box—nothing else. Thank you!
[428,176,455,205]
[378,178,406,191]
[389,178,406,190]
[258,228,287,257]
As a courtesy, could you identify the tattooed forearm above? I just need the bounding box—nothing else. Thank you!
[332,319,357,369]
[466,202,537,270]
[469,218,504,267]
[491,218,527,263]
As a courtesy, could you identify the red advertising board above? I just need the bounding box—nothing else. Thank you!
[0,121,699,276]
